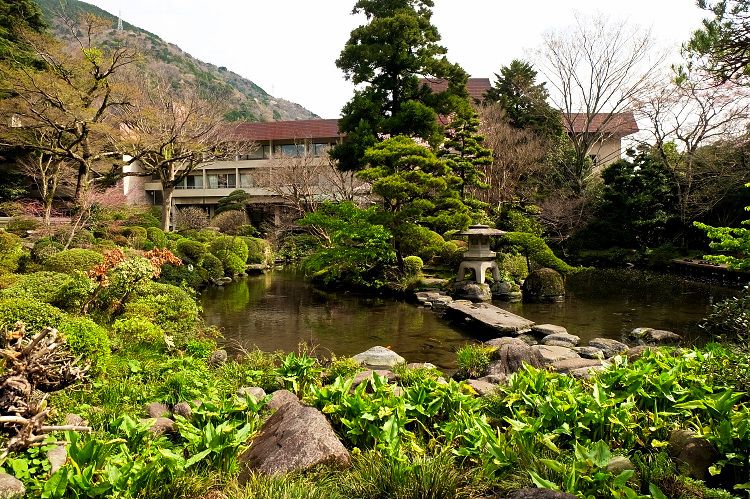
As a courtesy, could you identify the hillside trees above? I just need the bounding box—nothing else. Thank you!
[0,14,136,204]
[115,78,240,231]
[0,0,46,65]
[332,0,469,170]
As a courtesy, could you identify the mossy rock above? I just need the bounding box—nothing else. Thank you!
[521,268,565,303]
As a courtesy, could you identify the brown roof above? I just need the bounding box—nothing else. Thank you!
[228,119,342,142]
[421,77,492,102]
[564,112,639,136]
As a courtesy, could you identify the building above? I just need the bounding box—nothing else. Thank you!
[126,78,639,223]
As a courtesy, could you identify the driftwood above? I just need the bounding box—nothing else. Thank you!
[1,325,91,457]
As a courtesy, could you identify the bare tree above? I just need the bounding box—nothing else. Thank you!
[17,148,73,225]
[116,77,244,231]
[634,69,750,232]
[476,104,551,209]
[535,14,665,193]
[0,14,137,204]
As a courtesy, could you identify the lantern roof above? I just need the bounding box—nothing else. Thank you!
[458,224,506,237]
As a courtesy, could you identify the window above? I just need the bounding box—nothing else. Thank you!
[206,173,236,189]
[312,143,331,157]
[274,144,305,157]
[240,172,254,188]
[246,147,265,160]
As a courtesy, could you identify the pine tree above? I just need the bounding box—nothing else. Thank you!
[440,106,492,200]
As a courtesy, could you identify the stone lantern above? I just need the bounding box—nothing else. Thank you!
[456,225,505,284]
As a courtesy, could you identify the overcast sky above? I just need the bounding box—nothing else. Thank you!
[84,0,709,118]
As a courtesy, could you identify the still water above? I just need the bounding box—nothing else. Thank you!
[201,269,737,370]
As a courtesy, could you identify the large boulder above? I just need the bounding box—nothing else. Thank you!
[0,473,25,499]
[352,346,405,369]
[267,389,300,411]
[627,327,682,346]
[145,402,170,419]
[453,281,492,302]
[669,429,719,480]
[238,399,350,478]
[487,338,545,376]
[521,268,565,303]
[531,324,568,336]
[588,338,628,358]
[465,378,498,396]
[550,358,603,374]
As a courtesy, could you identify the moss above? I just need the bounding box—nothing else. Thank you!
[521,268,565,303]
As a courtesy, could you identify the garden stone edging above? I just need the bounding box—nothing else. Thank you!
[237,397,350,478]
[0,473,25,499]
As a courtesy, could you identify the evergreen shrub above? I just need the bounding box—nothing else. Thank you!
[44,249,104,274]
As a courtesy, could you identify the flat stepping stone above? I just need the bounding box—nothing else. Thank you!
[532,345,580,363]
[588,338,628,358]
[574,346,604,359]
[551,358,603,374]
[532,324,568,336]
[541,333,580,347]
[465,378,498,396]
[446,301,534,334]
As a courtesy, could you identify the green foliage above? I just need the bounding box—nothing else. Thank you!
[496,206,545,236]
[398,224,447,262]
[403,255,424,277]
[501,232,573,274]
[276,350,322,395]
[300,202,395,289]
[0,231,24,273]
[200,253,224,281]
[242,236,274,264]
[175,238,208,265]
[455,343,492,379]
[210,236,249,276]
[0,0,46,65]
[112,316,165,346]
[58,316,110,374]
[324,356,363,383]
[43,248,104,274]
[30,237,63,262]
[483,59,563,138]
[701,287,750,342]
[157,262,204,289]
[6,216,40,236]
[0,271,92,311]
[124,281,201,340]
[439,106,492,200]
[497,253,528,281]
[146,226,168,248]
[0,297,64,337]
[215,189,251,214]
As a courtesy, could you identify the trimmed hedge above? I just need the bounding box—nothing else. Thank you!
[0,231,24,274]
[44,249,104,274]
[58,316,111,374]
[210,236,248,276]
[0,298,65,337]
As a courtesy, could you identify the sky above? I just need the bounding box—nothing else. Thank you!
[84,0,709,119]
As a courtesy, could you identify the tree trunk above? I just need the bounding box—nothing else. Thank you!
[43,199,52,226]
[162,185,174,232]
[74,162,89,204]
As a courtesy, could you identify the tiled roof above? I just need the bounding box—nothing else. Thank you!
[228,119,342,142]
[564,112,639,136]
[420,77,491,102]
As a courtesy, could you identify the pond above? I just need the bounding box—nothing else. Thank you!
[201,269,738,370]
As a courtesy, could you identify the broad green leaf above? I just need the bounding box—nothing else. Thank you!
[529,471,560,491]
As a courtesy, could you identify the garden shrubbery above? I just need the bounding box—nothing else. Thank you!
[210,236,248,275]
[0,297,65,336]
[58,316,111,374]
[44,248,104,274]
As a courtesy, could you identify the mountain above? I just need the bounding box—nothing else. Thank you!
[34,0,319,122]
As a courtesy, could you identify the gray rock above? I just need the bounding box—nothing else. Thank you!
[626,345,655,361]
[64,413,85,427]
[532,324,568,336]
[506,488,577,499]
[145,417,176,436]
[447,301,535,334]
[541,333,580,347]
[588,338,629,358]
[465,378,497,396]
[550,358,603,374]
[406,362,438,370]
[0,473,25,499]
[477,374,508,385]
[627,327,653,341]
[669,429,719,480]
[267,389,299,411]
[172,402,193,419]
[208,349,228,367]
[47,445,67,474]
[145,402,170,419]
[486,337,528,349]
[569,365,607,379]
[606,456,635,474]
[574,346,604,359]
[350,370,397,389]
[352,346,405,369]
[532,344,580,363]
[644,329,682,345]
[237,399,350,478]
[487,339,545,376]
[237,386,267,403]
[516,333,539,345]
[453,281,492,301]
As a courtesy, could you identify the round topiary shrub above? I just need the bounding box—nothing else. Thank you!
[200,253,224,281]
[6,216,40,236]
[210,236,248,275]
[124,281,200,340]
[403,255,424,277]
[124,211,161,228]
[242,237,274,264]
[399,225,446,262]
[158,262,205,289]
[211,210,249,235]
[146,227,168,248]
[0,271,73,303]
[521,267,565,303]
[0,298,65,338]
[112,316,165,344]
[0,231,24,274]
[175,239,207,265]
[31,238,64,262]
[52,227,95,248]
[44,249,104,274]
[58,316,110,374]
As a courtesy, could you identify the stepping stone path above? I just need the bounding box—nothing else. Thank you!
[446,300,535,334]
[588,338,629,358]
[574,346,604,359]
[541,333,580,347]
[532,344,580,363]
[531,324,568,336]
[550,358,603,374]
